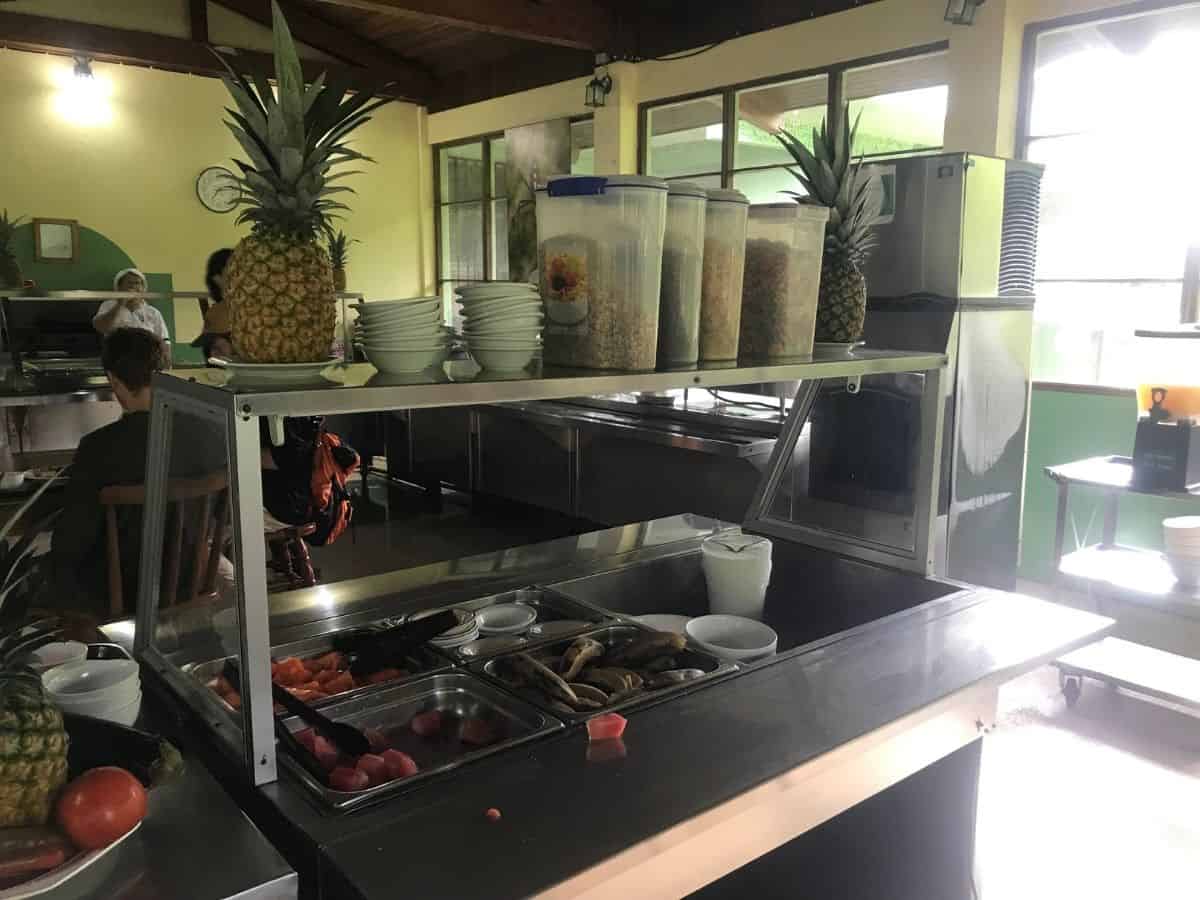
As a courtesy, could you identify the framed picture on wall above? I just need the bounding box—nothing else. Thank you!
[33,218,79,262]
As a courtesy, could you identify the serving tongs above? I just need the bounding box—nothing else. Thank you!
[333,609,459,678]
[222,659,370,761]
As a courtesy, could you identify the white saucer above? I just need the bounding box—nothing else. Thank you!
[210,358,336,386]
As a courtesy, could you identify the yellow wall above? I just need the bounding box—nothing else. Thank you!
[0,48,426,343]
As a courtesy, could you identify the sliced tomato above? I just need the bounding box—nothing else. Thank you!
[585,713,627,742]
[328,766,369,793]
[459,717,496,747]
[363,667,405,685]
[313,668,340,686]
[381,749,419,780]
[294,728,317,751]
[409,709,443,738]
[323,672,356,694]
[306,651,344,673]
[273,657,309,686]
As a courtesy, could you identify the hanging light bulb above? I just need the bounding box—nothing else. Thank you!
[56,55,112,125]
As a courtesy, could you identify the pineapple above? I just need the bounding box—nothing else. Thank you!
[0,672,68,827]
[777,111,878,343]
[216,1,389,363]
[327,230,354,292]
[0,210,25,290]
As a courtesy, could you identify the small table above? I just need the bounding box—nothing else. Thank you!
[1045,456,1200,707]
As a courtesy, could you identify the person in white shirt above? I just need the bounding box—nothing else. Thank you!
[93,268,171,364]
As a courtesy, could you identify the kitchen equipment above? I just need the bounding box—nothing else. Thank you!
[657,182,708,366]
[355,297,448,374]
[477,604,537,635]
[739,203,829,360]
[457,283,544,372]
[268,677,371,758]
[686,615,778,663]
[698,188,749,362]
[536,174,669,370]
[278,673,562,812]
[42,659,141,722]
[700,530,772,619]
[476,624,736,723]
[1163,515,1200,583]
[26,641,87,673]
[1131,328,1200,492]
[338,609,460,678]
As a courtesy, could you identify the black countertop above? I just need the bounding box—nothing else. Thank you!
[249,589,1111,899]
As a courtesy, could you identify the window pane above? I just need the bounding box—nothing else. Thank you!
[438,142,484,202]
[1032,281,1183,385]
[571,119,594,175]
[1029,136,1191,280]
[847,84,947,156]
[1029,5,1200,138]
[669,174,722,190]
[735,75,827,168]
[646,95,724,178]
[489,137,507,197]
[439,202,483,280]
[733,167,806,205]
[491,199,510,280]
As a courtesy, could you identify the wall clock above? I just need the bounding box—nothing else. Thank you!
[196,166,240,214]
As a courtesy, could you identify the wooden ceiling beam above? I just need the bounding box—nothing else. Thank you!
[190,0,210,42]
[428,44,594,112]
[308,0,623,52]
[211,0,430,82]
[0,9,433,101]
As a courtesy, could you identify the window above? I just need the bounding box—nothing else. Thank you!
[639,47,948,205]
[434,117,594,312]
[1021,5,1200,385]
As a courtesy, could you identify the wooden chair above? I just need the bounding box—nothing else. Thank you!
[98,472,230,619]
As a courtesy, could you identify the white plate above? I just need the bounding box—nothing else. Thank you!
[0,822,141,899]
[351,297,439,311]
[526,619,589,639]
[477,604,538,634]
[210,358,335,386]
[455,283,539,299]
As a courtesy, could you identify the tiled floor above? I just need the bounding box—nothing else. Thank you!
[976,666,1200,900]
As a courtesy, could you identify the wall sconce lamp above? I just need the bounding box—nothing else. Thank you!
[73,55,94,80]
[585,54,613,108]
[945,0,985,25]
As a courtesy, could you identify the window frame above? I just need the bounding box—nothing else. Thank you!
[433,116,595,295]
[637,41,950,189]
[1015,0,1195,389]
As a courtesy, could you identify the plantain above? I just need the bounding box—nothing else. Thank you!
[568,682,609,705]
[605,632,686,668]
[559,637,604,682]
[581,667,643,694]
[498,653,579,706]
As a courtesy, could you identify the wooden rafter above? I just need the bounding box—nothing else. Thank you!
[212,0,429,80]
[190,0,209,42]
[308,0,623,52]
[429,43,593,112]
[0,9,434,101]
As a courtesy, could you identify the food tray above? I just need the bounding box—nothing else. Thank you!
[473,624,736,724]
[182,630,453,713]
[279,672,562,812]
[406,586,615,661]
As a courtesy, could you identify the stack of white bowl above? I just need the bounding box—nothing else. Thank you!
[1163,516,1200,587]
[353,297,448,374]
[43,659,141,726]
[457,283,543,372]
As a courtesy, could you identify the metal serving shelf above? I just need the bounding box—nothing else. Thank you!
[136,344,947,788]
[155,347,945,416]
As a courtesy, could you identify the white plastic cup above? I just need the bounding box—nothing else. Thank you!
[701,531,772,620]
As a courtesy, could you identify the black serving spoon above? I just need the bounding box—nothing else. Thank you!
[223,659,370,758]
[335,609,460,678]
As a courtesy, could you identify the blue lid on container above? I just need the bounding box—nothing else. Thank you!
[541,174,669,197]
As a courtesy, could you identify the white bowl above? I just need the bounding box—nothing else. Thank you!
[365,345,446,373]
[635,614,691,635]
[462,316,544,333]
[463,323,544,338]
[470,347,538,372]
[356,310,443,327]
[686,615,778,662]
[99,690,142,727]
[466,336,542,348]
[27,641,88,673]
[44,659,139,702]
[456,283,538,299]
[477,604,538,635]
[353,297,440,310]
[459,300,543,317]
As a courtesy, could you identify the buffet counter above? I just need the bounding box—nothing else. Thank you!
[144,517,1112,899]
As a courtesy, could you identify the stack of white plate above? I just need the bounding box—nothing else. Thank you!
[353,297,448,374]
[457,283,543,372]
[411,607,480,650]
[1164,516,1200,587]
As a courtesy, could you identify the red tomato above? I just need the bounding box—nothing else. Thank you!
[225,690,242,710]
[328,766,369,793]
[484,807,502,823]
[313,669,340,686]
[585,713,627,742]
[409,709,443,738]
[354,754,390,786]
[56,767,147,850]
[311,735,339,772]
[364,668,405,685]
[381,749,419,780]
[459,717,496,747]
[273,658,309,686]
